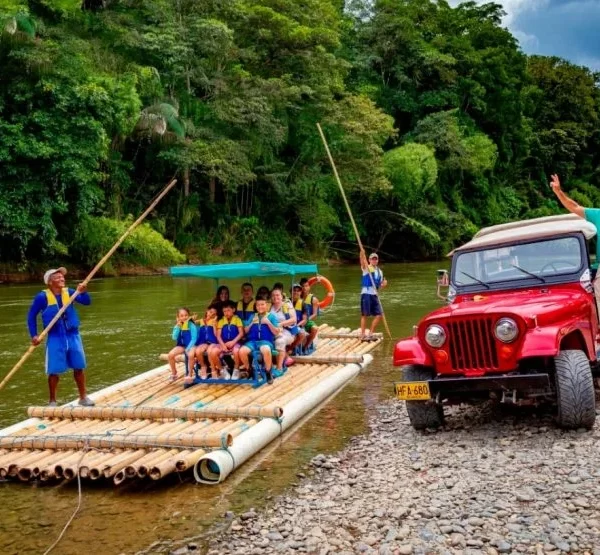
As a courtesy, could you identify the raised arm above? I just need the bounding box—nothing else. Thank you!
[550,174,584,218]
[359,249,369,271]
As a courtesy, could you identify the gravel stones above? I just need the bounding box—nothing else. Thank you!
[200,400,600,554]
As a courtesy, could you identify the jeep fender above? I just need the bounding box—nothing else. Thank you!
[393,337,433,367]
[520,322,594,360]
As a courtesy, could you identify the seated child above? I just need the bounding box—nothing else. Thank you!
[168,307,198,382]
[189,304,218,382]
[238,297,280,384]
[256,286,271,309]
[289,284,307,354]
[209,300,244,380]
[300,277,320,353]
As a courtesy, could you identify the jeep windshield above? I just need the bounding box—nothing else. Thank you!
[453,235,585,289]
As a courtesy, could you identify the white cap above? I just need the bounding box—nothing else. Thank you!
[43,267,67,285]
[368,253,379,259]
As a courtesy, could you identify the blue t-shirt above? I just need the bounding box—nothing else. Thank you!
[584,208,600,266]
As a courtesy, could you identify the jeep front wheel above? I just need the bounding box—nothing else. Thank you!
[403,365,444,430]
[554,350,596,430]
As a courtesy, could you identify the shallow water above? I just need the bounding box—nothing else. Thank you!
[0,262,443,554]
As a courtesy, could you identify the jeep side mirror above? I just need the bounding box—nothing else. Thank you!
[436,269,449,300]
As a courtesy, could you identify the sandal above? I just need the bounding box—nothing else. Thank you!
[168,374,177,382]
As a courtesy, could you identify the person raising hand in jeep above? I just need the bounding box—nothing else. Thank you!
[550,174,600,262]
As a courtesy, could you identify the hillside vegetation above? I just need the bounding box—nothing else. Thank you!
[1,0,598,266]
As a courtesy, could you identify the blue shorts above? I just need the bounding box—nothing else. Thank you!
[45,332,87,375]
[244,340,274,352]
[360,294,382,317]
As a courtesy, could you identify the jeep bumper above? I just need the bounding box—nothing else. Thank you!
[395,373,551,401]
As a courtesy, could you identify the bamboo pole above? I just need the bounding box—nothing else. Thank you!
[78,450,119,478]
[15,449,55,481]
[150,452,183,480]
[316,123,392,340]
[318,332,383,339]
[175,449,206,472]
[292,354,365,364]
[0,178,178,393]
[0,430,233,450]
[102,449,147,479]
[28,404,283,421]
[138,449,179,478]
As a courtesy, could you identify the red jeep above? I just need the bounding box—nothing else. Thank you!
[394,214,600,430]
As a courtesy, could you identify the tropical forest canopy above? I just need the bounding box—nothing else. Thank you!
[1,0,599,268]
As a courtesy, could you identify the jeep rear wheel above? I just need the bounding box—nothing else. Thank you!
[554,350,596,430]
[403,365,444,430]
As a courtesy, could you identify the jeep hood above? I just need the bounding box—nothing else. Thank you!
[425,287,589,322]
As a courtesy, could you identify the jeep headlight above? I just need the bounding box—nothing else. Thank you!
[425,324,446,348]
[494,318,518,343]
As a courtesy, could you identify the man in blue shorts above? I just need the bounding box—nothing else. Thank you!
[360,251,387,341]
[27,267,95,407]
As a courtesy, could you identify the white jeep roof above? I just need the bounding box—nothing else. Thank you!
[449,214,597,256]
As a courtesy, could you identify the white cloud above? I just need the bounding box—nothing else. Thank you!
[448,0,548,28]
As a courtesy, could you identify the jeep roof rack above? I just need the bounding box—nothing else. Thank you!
[448,214,597,256]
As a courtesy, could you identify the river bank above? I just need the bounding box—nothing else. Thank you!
[0,257,347,285]
[179,399,600,555]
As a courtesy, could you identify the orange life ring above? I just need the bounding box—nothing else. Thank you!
[307,275,335,310]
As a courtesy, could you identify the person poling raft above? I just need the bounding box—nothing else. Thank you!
[316,122,392,340]
[28,268,94,407]
[0,178,179,404]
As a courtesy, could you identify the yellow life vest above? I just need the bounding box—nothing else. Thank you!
[45,288,70,306]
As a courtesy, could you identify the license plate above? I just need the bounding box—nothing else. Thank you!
[395,381,431,401]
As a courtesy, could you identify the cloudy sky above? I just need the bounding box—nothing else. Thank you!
[450,0,600,70]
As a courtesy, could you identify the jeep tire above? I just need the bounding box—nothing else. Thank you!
[403,365,444,430]
[554,350,596,430]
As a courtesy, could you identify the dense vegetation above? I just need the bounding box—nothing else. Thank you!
[1,0,599,267]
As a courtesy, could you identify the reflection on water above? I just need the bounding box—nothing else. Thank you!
[0,262,443,554]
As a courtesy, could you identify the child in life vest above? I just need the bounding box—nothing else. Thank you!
[189,305,218,382]
[168,307,198,382]
[209,300,244,379]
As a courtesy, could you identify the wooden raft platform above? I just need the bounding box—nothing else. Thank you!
[0,325,380,485]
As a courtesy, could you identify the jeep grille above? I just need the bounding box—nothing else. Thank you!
[447,318,499,371]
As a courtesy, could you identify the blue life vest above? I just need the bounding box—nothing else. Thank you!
[247,313,276,343]
[361,265,383,290]
[303,293,320,318]
[293,298,304,323]
[196,318,218,344]
[236,299,256,323]
[219,316,243,342]
[42,289,80,332]
[176,319,194,347]
[271,302,298,335]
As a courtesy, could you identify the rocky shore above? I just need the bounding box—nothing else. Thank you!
[198,400,600,555]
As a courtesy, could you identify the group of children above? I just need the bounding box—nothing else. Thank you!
[167,280,320,385]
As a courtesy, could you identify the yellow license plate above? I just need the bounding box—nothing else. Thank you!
[395,381,431,401]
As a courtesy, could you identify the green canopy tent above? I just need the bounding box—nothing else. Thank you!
[169,262,318,287]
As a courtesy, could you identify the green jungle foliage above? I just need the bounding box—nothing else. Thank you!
[1,0,599,266]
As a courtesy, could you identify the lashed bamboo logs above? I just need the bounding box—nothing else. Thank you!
[0,430,233,450]
[28,404,283,420]
[0,326,379,485]
[194,353,374,484]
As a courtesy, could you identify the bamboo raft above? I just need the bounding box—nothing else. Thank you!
[0,325,379,485]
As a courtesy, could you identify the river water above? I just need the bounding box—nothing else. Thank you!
[0,262,443,554]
